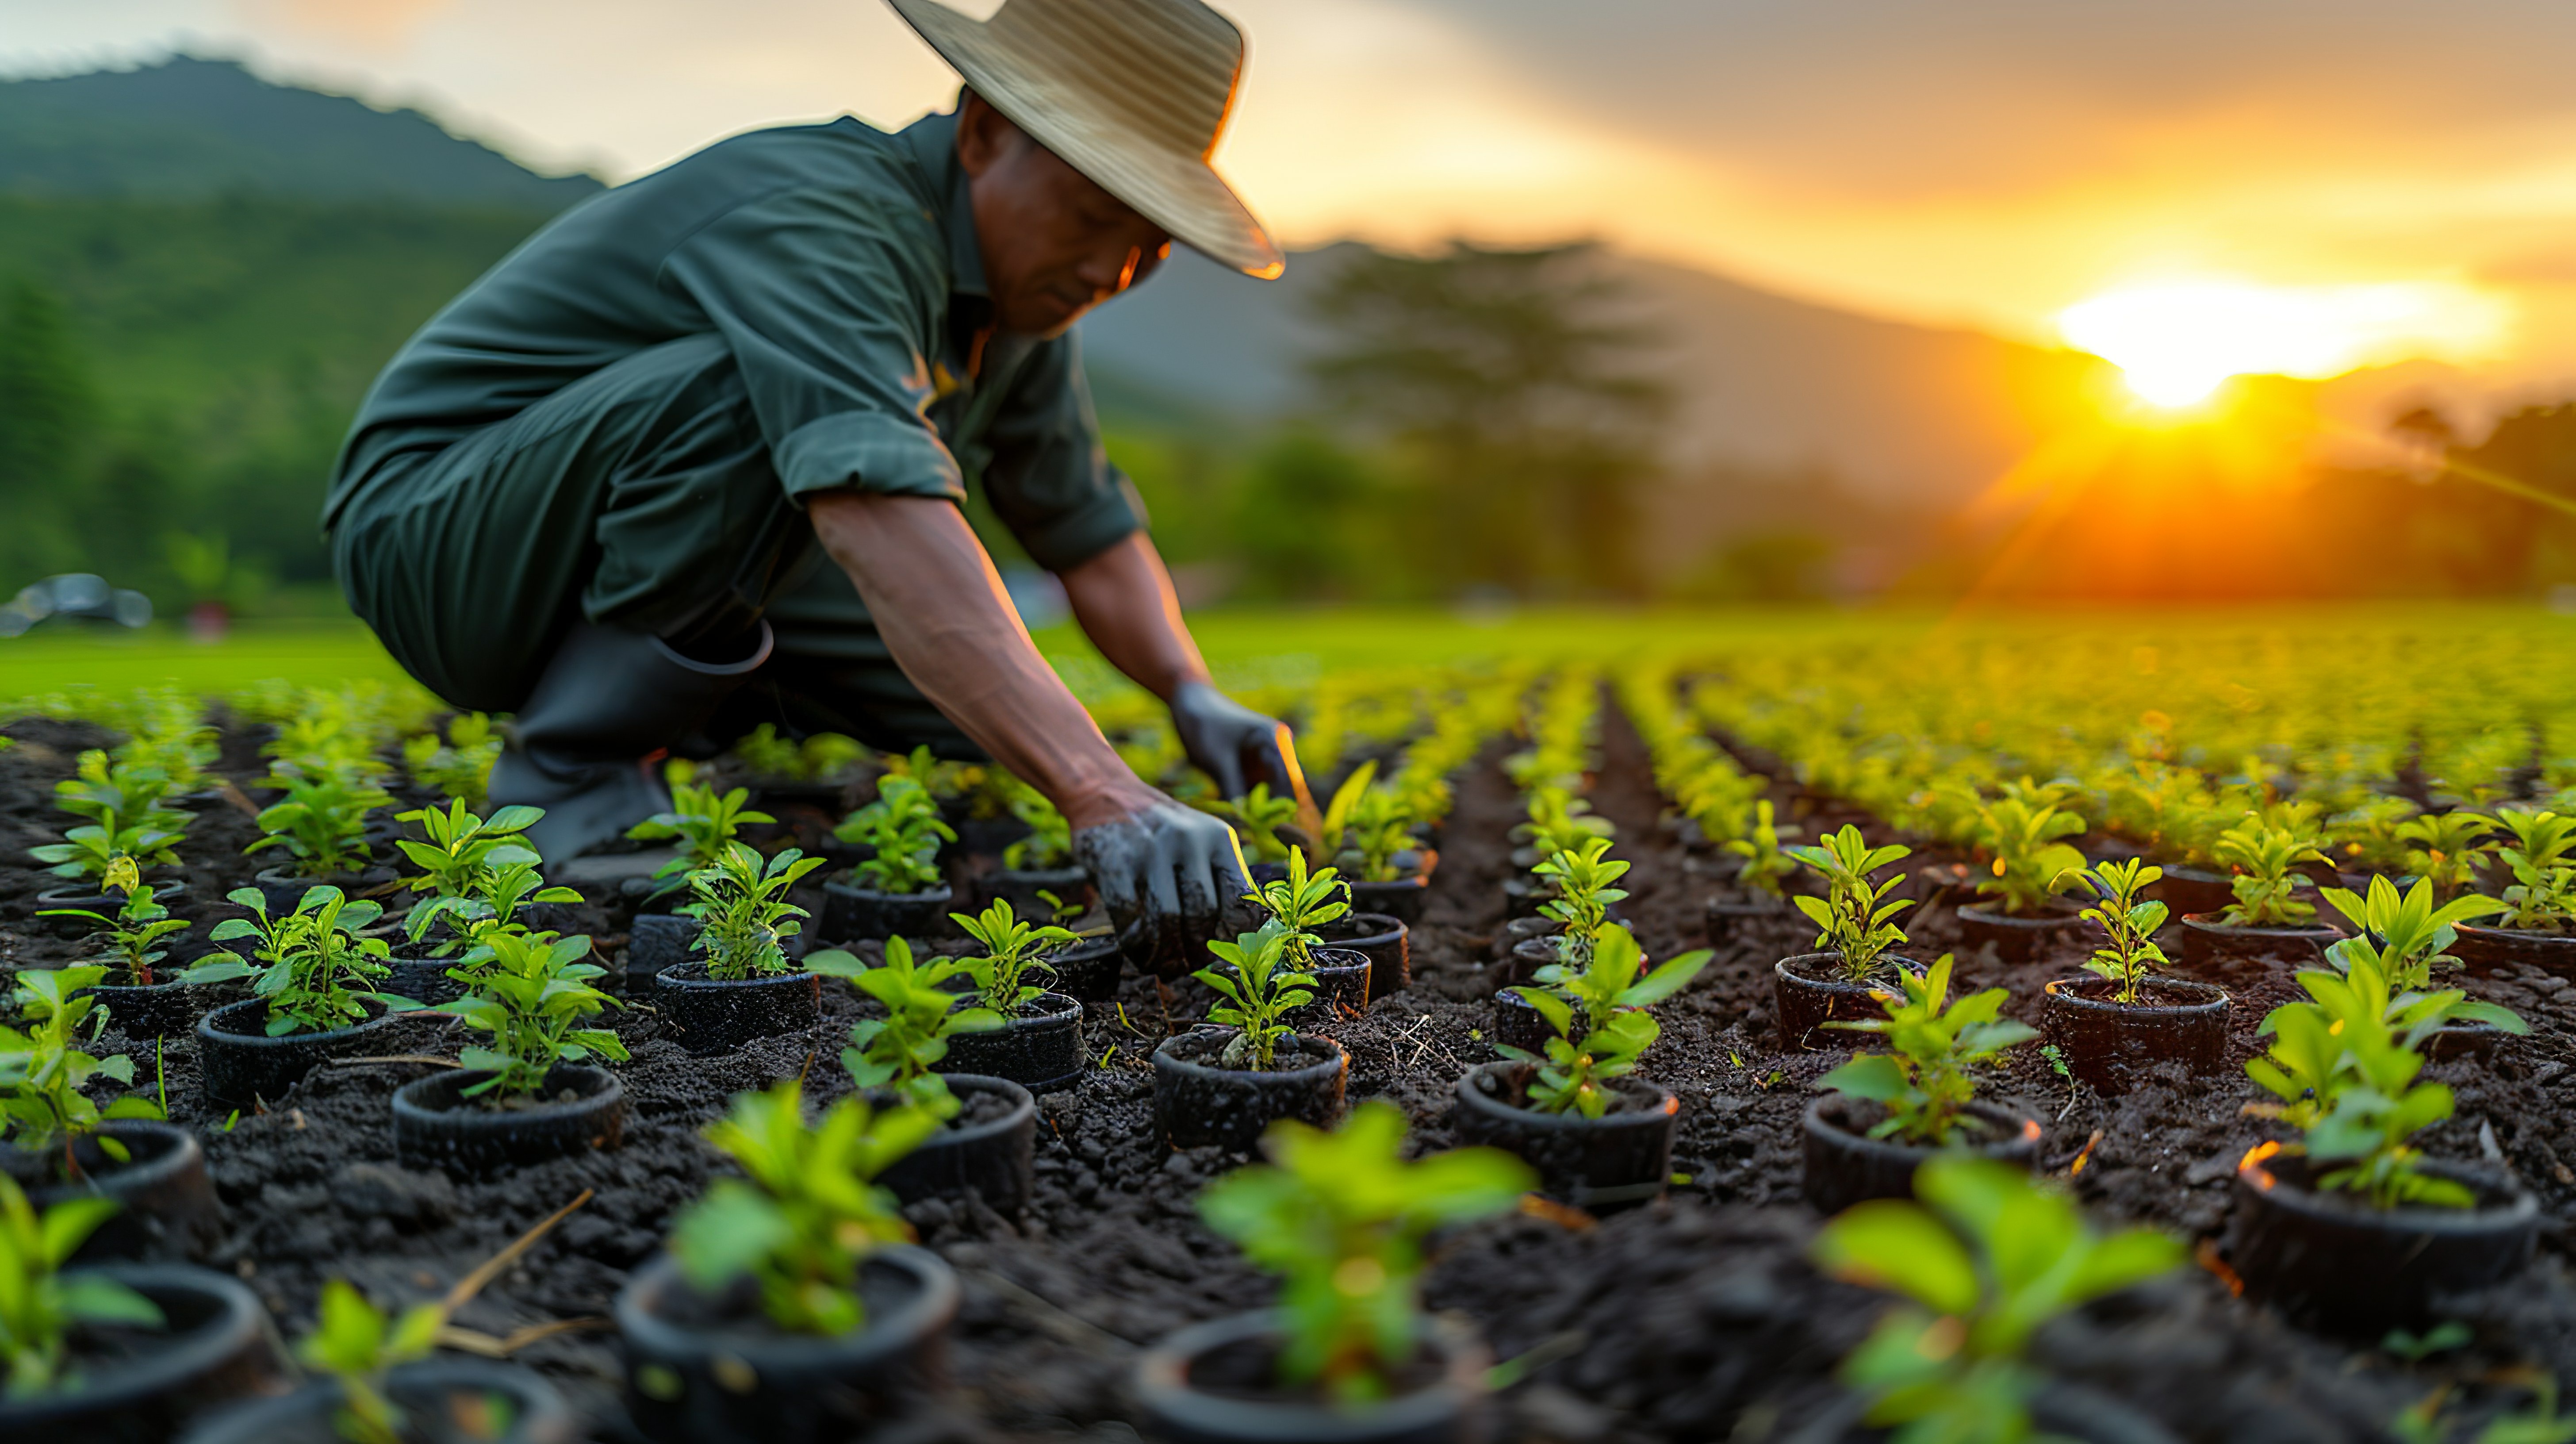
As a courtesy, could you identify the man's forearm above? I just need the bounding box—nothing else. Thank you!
[807,491,1144,830]
[1059,531,1212,702]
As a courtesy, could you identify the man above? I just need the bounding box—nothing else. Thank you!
[322,0,1293,968]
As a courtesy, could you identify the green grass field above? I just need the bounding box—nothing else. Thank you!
[0,607,1865,714]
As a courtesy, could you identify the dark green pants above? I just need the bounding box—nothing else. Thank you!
[332,334,977,756]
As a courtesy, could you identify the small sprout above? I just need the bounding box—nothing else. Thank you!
[1195,919,1318,1071]
[37,870,192,987]
[401,712,502,808]
[628,782,774,896]
[246,757,391,880]
[2380,1321,2472,1363]
[185,885,422,1036]
[1968,789,2087,918]
[2396,810,2497,902]
[1786,825,1914,983]
[1002,785,1075,872]
[1818,953,2037,1147]
[1198,1102,1532,1403]
[683,843,824,981]
[2213,817,2332,927]
[1533,838,1628,968]
[1722,799,1801,899]
[439,929,627,1099]
[299,1279,443,1444]
[1500,926,1711,1118]
[1812,1156,2183,1444]
[669,1080,934,1335]
[2321,876,2507,993]
[2071,857,2172,1004]
[0,966,168,1176]
[810,938,1000,1119]
[1212,782,1300,864]
[734,724,864,784]
[1247,849,1352,971]
[2485,807,2576,933]
[833,776,952,895]
[948,897,1077,1014]
[0,1176,165,1397]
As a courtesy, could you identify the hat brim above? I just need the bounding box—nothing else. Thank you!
[888,0,1284,280]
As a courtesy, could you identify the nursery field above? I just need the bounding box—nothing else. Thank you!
[13,606,2576,1442]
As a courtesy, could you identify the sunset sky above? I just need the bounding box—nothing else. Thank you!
[11,0,2576,396]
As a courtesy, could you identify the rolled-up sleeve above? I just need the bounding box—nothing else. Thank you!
[659,188,965,504]
[979,330,1144,572]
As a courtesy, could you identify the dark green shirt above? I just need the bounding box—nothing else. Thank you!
[326,111,1142,573]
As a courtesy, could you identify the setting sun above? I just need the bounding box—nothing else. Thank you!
[2058,278,2510,409]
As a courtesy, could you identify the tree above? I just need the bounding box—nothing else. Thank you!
[1306,243,1669,599]
[0,278,99,586]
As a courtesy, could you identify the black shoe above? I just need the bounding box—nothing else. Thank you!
[491,619,774,864]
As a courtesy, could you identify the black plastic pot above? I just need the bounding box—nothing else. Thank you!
[1954,904,2085,962]
[1135,1309,1492,1444]
[380,952,468,1006]
[655,964,820,1056]
[1705,894,1790,948]
[75,969,215,1040]
[935,992,1086,1093]
[948,813,1033,864]
[2229,1148,2538,1334]
[1502,874,1549,920]
[1505,937,1565,987]
[1494,914,1556,962]
[629,913,702,985]
[877,1074,1038,1215]
[1802,1095,2041,1217]
[1320,912,1410,999]
[2451,922,2576,980]
[0,1264,276,1444]
[1204,949,1371,1027]
[1350,875,1429,926]
[10,1120,223,1262]
[1152,1029,1348,1153]
[1050,935,1125,1003]
[979,865,1091,922]
[819,881,955,944]
[37,880,190,939]
[1491,987,1557,1057]
[2177,913,2342,967]
[2039,977,2230,1093]
[393,1065,627,1177]
[2423,1023,2510,1063]
[2146,864,2236,917]
[617,1245,956,1444]
[1453,1060,1678,1211]
[1774,953,1919,1052]
[180,1359,576,1444]
[195,998,410,1113]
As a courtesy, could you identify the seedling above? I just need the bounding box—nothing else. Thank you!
[31,752,187,886]
[1249,848,1352,970]
[406,858,581,958]
[834,775,953,895]
[1215,782,1300,864]
[400,712,502,808]
[1002,786,1074,871]
[683,843,824,980]
[2488,807,2576,933]
[439,929,628,1098]
[393,799,545,908]
[1512,783,1612,861]
[669,1081,935,1335]
[948,897,1078,1013]
[109,691,218,795]
[2246,946,2507,1209]
[1196,918,1317,1071]
[1337,784,1419,883]
[2213,817,2332,926]
[184,885,422,1036]
[0,965,169,1174]
[810,938,1001,1118]
[1819,953,2037,1146]
[2327,795,2419,876]
[1811,1156,2184,1444]
[1502,926,1711,1118]
[2321,875,2506,991]
[627,781,774,895]
[735,723,866,783]
[1723,798,1801,899]
[36,857,191,985]
[248,757,392,879]
[1196,1102,1533,1403]
[297,1278,443,1444]
[2397,810,2496,901]
[2070,857,2171,1003]
[1969,791,2087,917]
[0,1176,164,1397]
[1533,837,1628,967]
[1787,824,1914,982]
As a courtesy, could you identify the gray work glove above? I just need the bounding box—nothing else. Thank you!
[1169,680,1293,801]
[1074,795,1258,976]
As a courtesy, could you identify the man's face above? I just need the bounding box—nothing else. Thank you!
[958,95,1172,338]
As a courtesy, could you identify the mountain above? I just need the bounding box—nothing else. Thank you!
[1077,242,2113,512]
[0,55,601,208]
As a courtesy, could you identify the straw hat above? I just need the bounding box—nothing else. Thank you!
[886,0,1284,280]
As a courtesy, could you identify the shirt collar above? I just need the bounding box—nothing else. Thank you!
[901,110,988,300]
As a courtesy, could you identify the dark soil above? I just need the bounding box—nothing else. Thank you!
[10,702,2576,1442]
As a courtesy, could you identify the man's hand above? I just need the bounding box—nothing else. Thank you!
[1169,680,1293,800]
[1070,780,1257,974]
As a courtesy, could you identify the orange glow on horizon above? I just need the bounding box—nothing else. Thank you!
[2058,278,2510,410]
